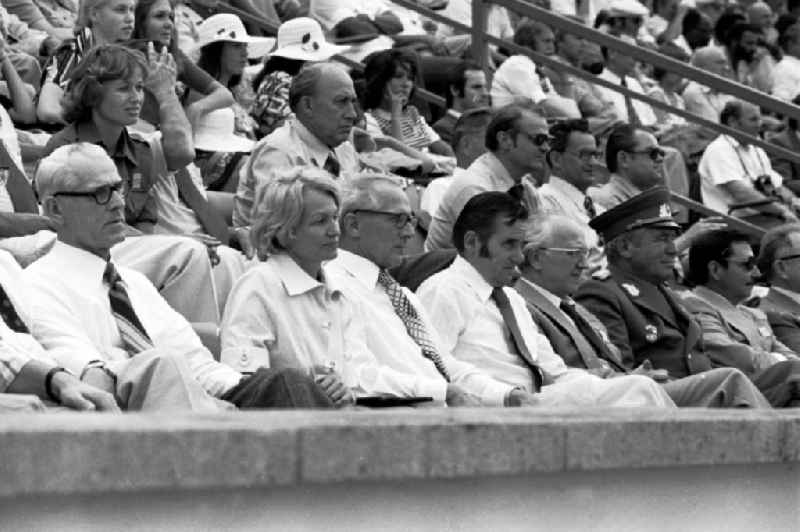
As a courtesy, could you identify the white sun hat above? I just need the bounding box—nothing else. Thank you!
[270,17,348,61]
[195,13,276,60]
[194,108,255,153]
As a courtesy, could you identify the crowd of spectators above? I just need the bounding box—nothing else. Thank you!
[3,0,800,415]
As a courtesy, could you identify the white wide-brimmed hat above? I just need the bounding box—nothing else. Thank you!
[194,108,255,153]
[195,14,276,60]
[270,17,347,61]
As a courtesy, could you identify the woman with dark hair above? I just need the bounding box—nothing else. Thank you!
[363,49,454,158]
[132,0,235,127]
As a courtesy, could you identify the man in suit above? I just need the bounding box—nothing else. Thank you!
[765,94,800,195]
[681,228,800,406]
[757,223,800,351]
[519,212,769,407]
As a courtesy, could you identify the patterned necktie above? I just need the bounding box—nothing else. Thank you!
[583,195,597,219]
[559,297,626,372]
[323,152,341,177]
[103,262,154,355]
[377,269,450,381]
[491,287,543,392]
[0,284,28,333]
[620,77,641,127]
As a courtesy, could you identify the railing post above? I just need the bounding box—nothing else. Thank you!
[471,0,490,76]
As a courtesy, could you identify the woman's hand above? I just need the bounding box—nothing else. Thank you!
[385,85,407,114]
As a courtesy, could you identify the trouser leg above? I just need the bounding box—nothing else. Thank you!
[222,367,334,409]
[749,360,800,407]
[661,368,772,408]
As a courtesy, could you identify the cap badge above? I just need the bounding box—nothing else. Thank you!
[659,203,671,217]
[621,282,640,297]
[644,324,658,343]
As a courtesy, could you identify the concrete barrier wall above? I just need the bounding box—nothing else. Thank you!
[1,408,799,530]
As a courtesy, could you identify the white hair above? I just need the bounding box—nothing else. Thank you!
[35,142,116,201]
[523,213,588,257]
[340,173,405,215]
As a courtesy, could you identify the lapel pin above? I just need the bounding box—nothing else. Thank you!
[644,324,658,343]
[621,282,640,297]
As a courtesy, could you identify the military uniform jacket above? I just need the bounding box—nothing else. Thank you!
[574,266,711,378]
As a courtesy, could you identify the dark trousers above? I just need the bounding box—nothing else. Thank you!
[222,368,334,409]
[750,360,800,407]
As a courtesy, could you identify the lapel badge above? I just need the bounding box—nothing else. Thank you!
[621,282,640,297]
[644,324,658,343]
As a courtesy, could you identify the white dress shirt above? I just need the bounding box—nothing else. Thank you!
[327,250,513,405]
[425,152,540,251]
[235,118,360,228]
[24,241,242,397]
[698,134,783,215]
[595,69,658,127]
[0,249,57,392]
[491,55,554,109]
[770,55,800,102]
[682,81,733,125]
[418,256,676,407]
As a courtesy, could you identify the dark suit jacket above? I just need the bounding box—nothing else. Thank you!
[759,288,800,353]
[574,267,711,379]
[766,129,800,194]
[515,279,625,372]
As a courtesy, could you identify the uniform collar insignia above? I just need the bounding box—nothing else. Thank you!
[621,282,640,297]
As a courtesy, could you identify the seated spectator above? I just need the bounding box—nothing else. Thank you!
[722,22,775,93]
[646,43,690,129]
[4,0,75,41]
[432,61,489,145]
[0,2,57,91]
[133,5,238,128]
[417,191,675,407]
[596,35,658,127]
[771,22,800,102]
[27,143,333,411]
[747,1,778,45]
[235,62,361,229]
[683,46,734,131]
[309,0,427,37]
[0,247,118,412]
[362,49,454,158]
[44,44,236,324]
[681,229,800,406]
[328,174,533,406]
[757,224,800,352]
[698,100,799,226]
[251,17,344,139]
[435,0,514,63]
[766,94,800,194]
[38,0,136,123]
[192,107,255,192]
[664,8,713,55]
[516,213,769,407]
[425,105,548,251]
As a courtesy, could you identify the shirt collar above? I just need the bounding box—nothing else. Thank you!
[293,118,333,167]
[609,173,644,196]
[75,120,138,166]
[474,151,515,189]
[547,175,586,204]
[450,254,495,303]
[333,249,381,290]
[268,253,341,297]
[517,277,562,308]
[51,240,110,285]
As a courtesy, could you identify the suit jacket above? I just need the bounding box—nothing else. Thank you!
[680,285,796,376]
[757,287,800,354]
[515,278,625,372]
[575,266,711,378]
[765,129,800,193]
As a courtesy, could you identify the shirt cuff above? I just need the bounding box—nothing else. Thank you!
[415,378,447,404]
[480,381,516,407]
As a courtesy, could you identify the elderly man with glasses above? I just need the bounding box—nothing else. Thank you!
[757,224,800,352]
[517,213,770,407]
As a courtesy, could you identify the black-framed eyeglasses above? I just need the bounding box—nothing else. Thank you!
[626,146,666,161]
[564,149,603,162]
[352,209,417,228]
[519,131,553,147]
[539,246,590,260]
[53,182,123,205]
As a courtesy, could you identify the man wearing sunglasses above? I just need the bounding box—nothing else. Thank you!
[681,229,800,406]
[328,175,532,407]
[425,104,549,251]
[518,213,770,407]
[757,224,800,352]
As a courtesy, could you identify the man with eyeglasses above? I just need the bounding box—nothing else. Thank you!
[419,191,674,408]
[681,229,800,406]
[517,213,770,407]
[328,175,535,407]
[425,104,548,251]
[757,224,800,352]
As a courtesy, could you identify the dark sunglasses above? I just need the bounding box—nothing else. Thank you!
[626,146,666,161]
[519,131,553,147]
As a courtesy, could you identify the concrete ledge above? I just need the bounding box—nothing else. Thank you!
[0,407,798,498]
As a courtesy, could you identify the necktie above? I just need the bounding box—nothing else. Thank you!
[491,287,543,392]
[175,167,229,243]
[0,140,37,213]
[620,77,641,127]
[323,152,341,178]
[559,298,626,372]
[0,284,28,333]
[104,262,154,355]
[583,195,596,219]
[377,269,450,381]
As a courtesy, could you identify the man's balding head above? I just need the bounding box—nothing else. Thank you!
[290,62,358,148]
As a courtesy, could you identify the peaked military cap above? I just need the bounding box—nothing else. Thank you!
[589,186,680,241]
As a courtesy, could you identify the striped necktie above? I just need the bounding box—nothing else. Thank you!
[377,269,450,381]
[103,262,154,355]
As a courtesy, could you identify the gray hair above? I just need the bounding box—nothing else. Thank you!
[340,173,405,215]
[523,213,587,258]
[289,62,345,113]
[35,142,116,202]
[250,166,340,261]
[757,223,800,282]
